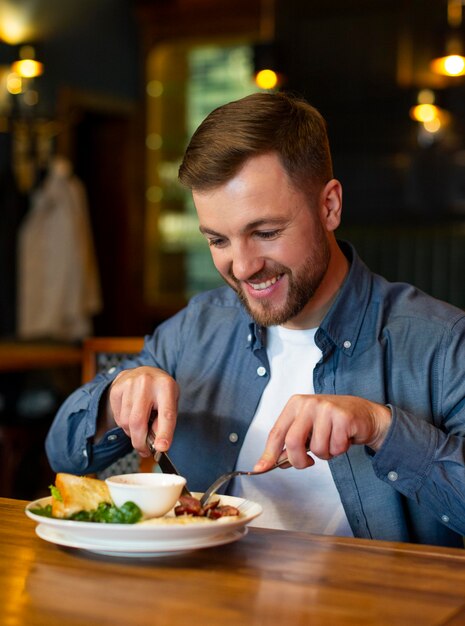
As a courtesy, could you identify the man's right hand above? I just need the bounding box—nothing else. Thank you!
[104,366,179,457]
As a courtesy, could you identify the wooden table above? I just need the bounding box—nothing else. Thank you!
[2,497,465,625]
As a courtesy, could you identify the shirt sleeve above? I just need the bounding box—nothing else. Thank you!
[45,310,187,474]
[372,318,465,537]
[45,376,133,474]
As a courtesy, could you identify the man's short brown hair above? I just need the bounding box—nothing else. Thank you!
[178,91,333,198]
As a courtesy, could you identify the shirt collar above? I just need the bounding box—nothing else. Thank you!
[318,240,372,356]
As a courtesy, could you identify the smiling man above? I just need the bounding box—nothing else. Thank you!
[195,153,342,330]
[47,92,465,547]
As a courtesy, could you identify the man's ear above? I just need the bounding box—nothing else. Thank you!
[320,179,342,232]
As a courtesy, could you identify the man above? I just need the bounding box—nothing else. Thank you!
[46,92,465,547]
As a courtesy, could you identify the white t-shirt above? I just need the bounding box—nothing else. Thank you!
[230,325,353,536]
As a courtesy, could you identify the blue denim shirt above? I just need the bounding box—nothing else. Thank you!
[46,242,465,547]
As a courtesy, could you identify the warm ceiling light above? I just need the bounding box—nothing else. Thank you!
[430,0,465,76]
[11,45,43,78]
[423,118,442,133]
[6,72,22,95]
[11,58,43,78]
[253,39,283,91]
[430,53,465,76]
[0,4,30,44]
[255,68,279,90]
[409,99,451,136]
[409,103,440,123]
[417,88,435,104]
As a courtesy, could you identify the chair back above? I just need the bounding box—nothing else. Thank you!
[81,337,144,385]
[81,336,152,476]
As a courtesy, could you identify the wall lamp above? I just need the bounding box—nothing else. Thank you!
[11,45,43,78]
[430,0,465,77]
[253,42,283,91]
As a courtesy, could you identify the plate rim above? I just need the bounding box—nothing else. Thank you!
[25,493,262,544]
[35,523,248,557]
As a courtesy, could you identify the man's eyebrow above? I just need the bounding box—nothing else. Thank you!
[199,226,222,236]
[199,218,287,237]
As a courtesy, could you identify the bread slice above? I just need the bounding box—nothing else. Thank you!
[52,473,112,518]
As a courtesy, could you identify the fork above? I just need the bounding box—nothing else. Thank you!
[199,455,294,507]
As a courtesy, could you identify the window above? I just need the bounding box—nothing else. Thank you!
[145,41,257,306]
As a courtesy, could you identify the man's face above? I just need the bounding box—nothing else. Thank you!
[194,153,334,329]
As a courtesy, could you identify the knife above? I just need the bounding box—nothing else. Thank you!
[146,425,192,497]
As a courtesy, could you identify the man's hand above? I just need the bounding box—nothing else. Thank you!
[103,366,179,457]
[254,394,392,471]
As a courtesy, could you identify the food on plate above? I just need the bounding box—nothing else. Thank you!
[140,515,216,526]
[140,496,241,526]
[175,495,240,519]
[52,473,112,518]
[29,474,240,525]
[30,473,143,524]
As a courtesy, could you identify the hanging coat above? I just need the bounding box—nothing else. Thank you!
[17,157,102,341]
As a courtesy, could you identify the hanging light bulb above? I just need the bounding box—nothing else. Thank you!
[11,45,44,78]
[409,89,450,135]
[253,0,284,90]
[255,68,279,90]
[430,0,465,76]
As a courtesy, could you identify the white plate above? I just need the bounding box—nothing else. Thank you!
[25,493,261,557]
[35,524,247,557]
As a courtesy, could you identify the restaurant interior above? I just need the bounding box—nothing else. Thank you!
[1,0,465,500]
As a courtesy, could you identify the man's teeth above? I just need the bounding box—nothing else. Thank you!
[250,276,280,291]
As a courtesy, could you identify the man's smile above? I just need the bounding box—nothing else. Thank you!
[248,274,284,291]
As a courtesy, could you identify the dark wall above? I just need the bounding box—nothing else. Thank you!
[0,0,141,116]
[40,0,141,113]
[276,0,465,225]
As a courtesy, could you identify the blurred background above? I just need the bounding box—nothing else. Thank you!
[1,0,465,497]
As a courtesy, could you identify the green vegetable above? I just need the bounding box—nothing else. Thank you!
[49,485,63,501]
[29,504,53,517]
[30,500,142,524]
[69,501,142,524]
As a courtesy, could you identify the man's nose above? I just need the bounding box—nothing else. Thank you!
[231,243,264,281]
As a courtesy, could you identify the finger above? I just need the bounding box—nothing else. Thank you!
[253,399,301,471]
[328,419,353,457]
[310,399,354,458]
[126,395,155,454]
[276,450,315,470]
[150,378,179,452]
[276,395,315,468]
[253,429,287,471]
[283,439,316,468]
[307,406,334,460]
[107,380,129,434]
[283,420,315,467]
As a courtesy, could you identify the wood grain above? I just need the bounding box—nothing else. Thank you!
[2,497,465,626]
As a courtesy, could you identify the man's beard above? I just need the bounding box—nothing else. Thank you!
[225,228,331,327]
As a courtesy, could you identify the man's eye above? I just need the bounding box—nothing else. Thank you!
[208,238,226,248]
[256,230,280,239]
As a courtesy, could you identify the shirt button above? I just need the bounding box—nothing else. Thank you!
[387,471,398,482]
[247,333,252,342]
[108,366,116,374]
[229,432,239,443]
[107,434,118,441]
[343,340,352,349]
[441,514,450,523]
[82,448,88,458]
[257,366,267,377]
